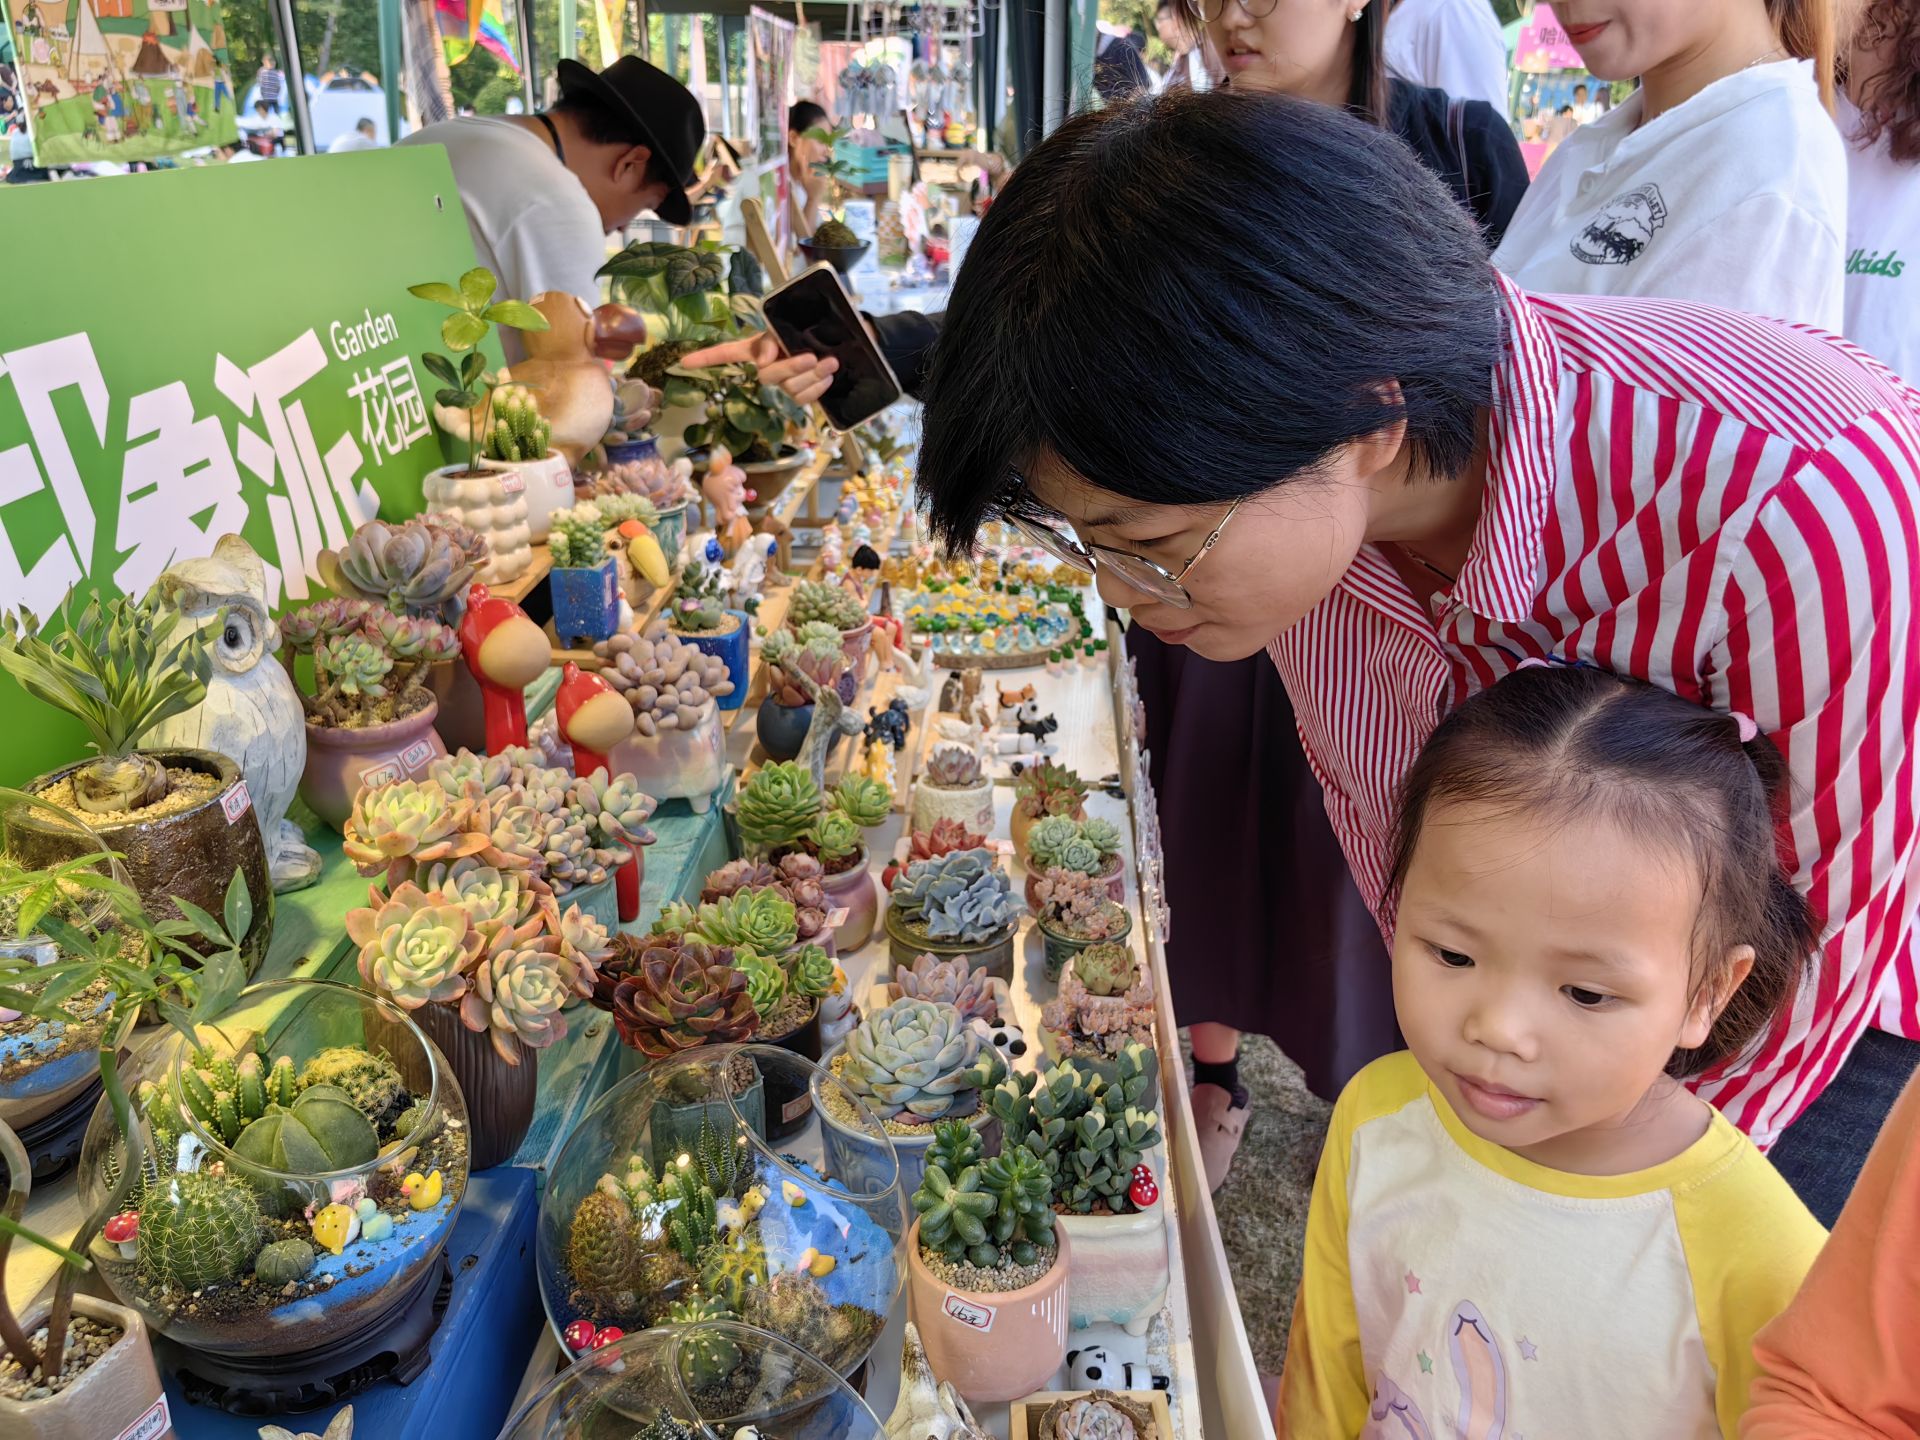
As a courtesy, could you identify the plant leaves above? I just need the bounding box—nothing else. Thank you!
[407,281,463,308]
[223,868,252,946]
[170,897,229,948]
[435,387,473,409]
[460,351,487,386]
[420,352,460,387]
[458,267,498,308]
[195,947,244,1022]
[442,311,489,353]
[483,300,551,332]
[596,240,685,279]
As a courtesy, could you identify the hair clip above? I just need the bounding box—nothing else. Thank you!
[1516,656,1553,671]
[1731,712,1759,744]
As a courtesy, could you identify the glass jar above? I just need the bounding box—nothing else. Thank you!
[78,979,470,1358]
[538,1045,906,1382]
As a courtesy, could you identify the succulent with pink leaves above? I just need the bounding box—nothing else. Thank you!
[342,780,490,888]
[346,881,485,1008]
[282,594,458,730]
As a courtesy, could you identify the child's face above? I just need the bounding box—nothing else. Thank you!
[1392,799,1741,1171]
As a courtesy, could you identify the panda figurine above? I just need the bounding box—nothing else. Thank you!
[970,1016,1030,1068]
[1067,1342,1170,1393]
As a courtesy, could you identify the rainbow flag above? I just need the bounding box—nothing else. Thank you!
[437,0,520,71]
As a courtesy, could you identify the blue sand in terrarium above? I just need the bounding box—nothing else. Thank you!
[285,1192,458,1316]
[0,1031,94,1098]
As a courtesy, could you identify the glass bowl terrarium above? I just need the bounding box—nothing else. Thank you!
[77,979,469,1366]
[499,1321,888,1440]
[539,1045,906,1382]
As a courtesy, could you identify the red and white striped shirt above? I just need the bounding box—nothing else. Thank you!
[1269,275,1920,1149]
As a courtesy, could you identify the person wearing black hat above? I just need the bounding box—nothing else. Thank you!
[399,56,704,361]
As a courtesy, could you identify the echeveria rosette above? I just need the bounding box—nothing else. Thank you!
[371,608,461,664]
[315,633,392,697]
[346,880,485,1008]
[343,779,490,888]
[889,849,1022,945]
[839,997,1004,1122]
[589,932,758,1058]
[831,775,892,829]
[320,516,479,621]
[889,952,1004,1022]
[735,761,825,853]
[543,820,614,892]
[690,888,799,956]
[417,857,550,951]
[738,949,789,1020]
[788,943,835,999]
[427,748,516,802]
[484,801,556,874]
[463,941,569,1063]
[808,808,863,865]
[553,901,616,999]
[570,771,659,850]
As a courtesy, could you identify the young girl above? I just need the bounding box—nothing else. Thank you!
[1278,664,1827,1439]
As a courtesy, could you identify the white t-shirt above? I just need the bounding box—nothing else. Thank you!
[327,131,378,153]
[1838,90,1920,383]
[1492,60,1847,331]
[396,117,609,362]
[1384,0,1511,110]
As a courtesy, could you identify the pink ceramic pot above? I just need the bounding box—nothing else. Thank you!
[840,617,875,680]
[428,660,489,754]
[820,846,879,951]
[299,701,447,830]
[0,1294,171,1440]
[906,1216,1072,1404]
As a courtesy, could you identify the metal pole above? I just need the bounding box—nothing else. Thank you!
[633,0,649,59]
[515,0,538,110]
[271,0,315,153]
[716,16,733,134]
[560,0,578,61]
[377,0,403,141]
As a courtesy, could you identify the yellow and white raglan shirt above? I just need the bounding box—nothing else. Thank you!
[1278,1053,1827,1440]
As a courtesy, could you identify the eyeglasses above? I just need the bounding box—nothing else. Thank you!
[1192,0,1281,22]
[997,479,1243,610]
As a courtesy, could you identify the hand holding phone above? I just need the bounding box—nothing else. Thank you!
[760,264,904,431]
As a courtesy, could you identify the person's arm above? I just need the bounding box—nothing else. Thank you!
[1459,99,1530,250]
[1276,1083,1367,1438]
[1631,195,1844,331]
[870,310,943,399]
[1744,1073,1920,1437]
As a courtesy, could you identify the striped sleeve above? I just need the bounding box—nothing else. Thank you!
[1693,409,1920,1147]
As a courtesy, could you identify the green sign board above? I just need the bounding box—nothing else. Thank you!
[0,145,489,785]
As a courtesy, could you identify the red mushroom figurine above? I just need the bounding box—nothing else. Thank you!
[1129,1164,1160,1209]
[557,661,644,920]
[458,583,550,754]
[562,1319,599,1353]
[104,1210,139,1259]
[588,1325,626,1368]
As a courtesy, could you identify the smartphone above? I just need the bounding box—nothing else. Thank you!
[761,264,903,432]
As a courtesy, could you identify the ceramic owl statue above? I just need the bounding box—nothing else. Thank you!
[151,534,321,892]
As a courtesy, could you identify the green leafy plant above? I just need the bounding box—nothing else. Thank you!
[663,363,806,465]
[600,240,749,388]
[409,267,551,474]
[0,592,213,815]
[803,122,861,247]
[988,1047,1162,1215]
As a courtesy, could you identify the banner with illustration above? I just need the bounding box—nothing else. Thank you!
[0,147,488,784]
[747,6,795,254]
[7,0,240,165]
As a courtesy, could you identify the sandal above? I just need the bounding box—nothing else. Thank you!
[1190,1081,1251,1192]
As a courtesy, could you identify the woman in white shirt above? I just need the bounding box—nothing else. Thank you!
[1492,0,1845,330]
[1838,0,1920,380]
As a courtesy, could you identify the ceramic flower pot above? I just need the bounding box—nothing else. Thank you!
[398,1001,536,1171]
[646,1067,767,1171]
[551,557,622,645]
[426,658,489,754]
[17,748,273,977]
[1025,855,1127,913]
[739,447,813,512]
[606,698,726,813]
[839,617,875,681]
[813,1045,996,1199]
[298,700,447,830]
[673,611,751,711]
[480,451,575,544]
[0,1294,170,1440]
[649,501,689,563]
[755,698,814,762]
[757,997,822,1142]
[424,463,532,584]
[884,905,1018,982]
[910,777,996,837]
[820,847,879,951]
[1035,908,1134,983]
[558,872,621,933]
[604,435,660,466]
[1011,803,1084,868]
[906,1216,1072,1404]
[1056,1207,1169,1337]
[797,238,872,277]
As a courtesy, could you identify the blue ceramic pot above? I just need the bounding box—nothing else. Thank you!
[551,557,620,644]
[649,502,688,564]
[677,609,752,710]
[756,698,813,761]
[604,435,660,465]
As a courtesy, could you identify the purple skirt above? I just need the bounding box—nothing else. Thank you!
[1128,625,1397,1100]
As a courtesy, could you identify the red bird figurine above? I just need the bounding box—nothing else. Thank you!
[457,584,549,754]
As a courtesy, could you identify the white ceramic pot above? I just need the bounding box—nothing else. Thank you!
[1056,1203,1170,1337]
[0,1294,170,1439]
[422,464,532,584]
[604,699,727,813]
[480,451,574,543]
[910,776,996,836]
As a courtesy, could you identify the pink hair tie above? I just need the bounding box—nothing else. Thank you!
[1732,712,1759,744]
[1516,656,1552,671]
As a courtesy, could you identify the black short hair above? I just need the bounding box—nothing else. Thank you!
[789,99,829,136]
[916,89,1501,554]
[551,88,646,147]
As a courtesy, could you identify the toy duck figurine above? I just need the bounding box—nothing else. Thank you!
[556,661,644,921]
[701,445,755,557]
[501,293,617,465]
[310,1202,360,1256]
[458,584,550,754]
[402,1170,444,1211]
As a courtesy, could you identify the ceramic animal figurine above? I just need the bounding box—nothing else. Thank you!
[701,445,755,556]
[152,534,320,892]
[458,584,549,754]
[819,960,860,1046]
[504,292,617,465]
[258,1406,355,1440]
[971,1016,1030,1066]
[1067,1339,1171,1393]
[310,1202,360,1255]
[866,698,912,750]
[884,1321,992,1440]
[727,531,777,608]
[555,661,635,781]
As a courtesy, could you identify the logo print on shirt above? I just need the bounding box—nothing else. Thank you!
[1570,182,1669,266]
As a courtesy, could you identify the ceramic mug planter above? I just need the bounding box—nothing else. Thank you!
[906,1216,1072,1404]
[756,699,813,761]
[0,1294,170,1440]
[1011,803,1085,868]
[299,700,447,830]
[551,557,621,645]
[1025,854,1126,912]
[603,435,661,466]
[1055,1205,1170,1337]
[390,1001,536,1171]
[480,452,575,544]
[758,997,822,1142]
[649,501,690,562]
[1034,907,1134,983]
[820,847,879,952]
[910,776,996,837]
[813,1045,996,1199]
[884,906,1018,982]
[838,617,875,681]
[606,699,726,813]
[424,463,532,584]
[673,611,751,711]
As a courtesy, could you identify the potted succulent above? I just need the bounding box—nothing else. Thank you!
[905,1114,1071,1404]
[1013,1390,1172,1440]
[882,818,990,890]
[590,493,670,606]
[1039,944,1158,1087]
[412,267,552,585]
[699,855,835,951]
[733,762,824,860]
[668,559,751,710]
[665,362,810,502]
[593,625,733,813]
[1010,761,1092,866]
[886,952,1010,1026]
[1025,815,1126,909]
[989,1048,1167,1337]
[0,594,274,975]
[548,504,623,646]
[1032,870,1134,982]
[281,597,460,830]
[477,384,575,545]
[795,122,872,276]
[347,854,616,1168]
[816,775,890,950]
[884,849,1023,979]
[788,578,874,676]
[758,623,850,760]
[815,997,1003,1198]
[580,447,697,557]
[911,743,996,836]
[730,941,834,1139]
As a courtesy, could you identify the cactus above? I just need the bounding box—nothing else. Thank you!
[888,849,1022,944]
[181,1055,278,1145]
[788,579,868,633]
[665,1296,741,1390]
[254,1238,317,1287]
[1074,944,1138,998]
[888,952,1003,1023]
[549,505,613,570]
[924,744,984,790]
[662,1173,719,1266]
[838,998,1002,1122]
[735,762,824,853]
[297,1047,409,1125]
[700,1231,771,1309]
[568,1186,641,1306]
[232,1084,380,1172]
[137,1170,262,1292]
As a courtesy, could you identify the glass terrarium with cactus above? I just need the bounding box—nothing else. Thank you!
[0,593,275,972]
[537,1044,905,1384]
[882,848,1023,978]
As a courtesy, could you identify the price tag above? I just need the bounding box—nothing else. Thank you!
[826,907,850,928]
[116,1397,172,1440]
[220,781,253,825]
[497,470,526,495]
[360,762,401,790]
[782,1092,814,1125]
[942,1292,995,1332]
[400,740,434,772]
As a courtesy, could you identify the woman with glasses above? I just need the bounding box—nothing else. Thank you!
[916,89,1920,1213]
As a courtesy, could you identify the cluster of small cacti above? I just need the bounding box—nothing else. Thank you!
[297,1046,409,1126]
[593,623,735,733]
[788,578,869,633]
[484,384,553,462]
[988,1048,1162,1215]
[137,1169,263,1292]
[180,1048,299,1144]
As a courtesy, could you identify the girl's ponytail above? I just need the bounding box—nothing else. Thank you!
[1771,0,1837,111]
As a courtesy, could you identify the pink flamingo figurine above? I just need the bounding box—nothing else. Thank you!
[556,661,644,920]
[457,584,549,754]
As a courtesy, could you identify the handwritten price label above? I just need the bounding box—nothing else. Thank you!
[825,907,850,928]
[782,1092,814,1125]
[360,762,401,790]
[942,1292,995,1333]
[400,740,434,772]
[497,470,526,494]
[220,782,253,825]
[115,1396,172,1440]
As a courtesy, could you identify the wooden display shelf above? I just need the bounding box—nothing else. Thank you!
[488,544,552,606]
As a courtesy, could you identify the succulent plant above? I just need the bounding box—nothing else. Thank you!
[570,771,660,852]
[342,780,489,886]
[1034,870,1129,942]
[1075,944,1139,998]
[1044,947,1156,1059]
[887,953,1004,1023]
[738,948,789,1018]
[233,1083,381,1171]
[297,1046,409,1125]
[587,453,695,510]
[346,879,486,1008]
[1013,761,1091,822]
[832,775,892,829]
[789,579,869,633]
[554,901,617,997]
[254,1237,318,1288]
[925,744,985,790]
[888,849,1022,944]
[807,808,863,865]
[669,557,731,633]
[593,624,735,734]
[1028,817,1120,876]
[788,943,835,999]
[549,504,614,570]
[1052,1397,1145,1440]
[688,887,799,956]
[417,857,548,949]
[312,632,391,700]
[591,932,758,1058]
[991,1048,1161,1215]
[839,997,1002,1122]
[736,762,825,853]
[484,383,554,462]
[763,622,847,706]
[319,517,483,622]
[912,1116,1056,1271]
[462,941,570,1061]
[666,1296,742,1389]
[137,1170,261,1292]
[595,492,662,529]
[905,819,989,864]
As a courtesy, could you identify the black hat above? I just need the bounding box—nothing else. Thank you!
[556,56,705,226]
